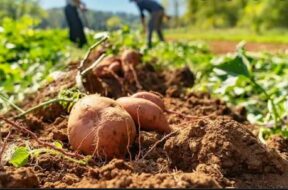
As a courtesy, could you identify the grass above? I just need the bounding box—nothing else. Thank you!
[165,27,288,44]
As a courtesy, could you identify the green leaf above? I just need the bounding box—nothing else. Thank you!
[9,147,30,167]
[215,55,250,77]
[53,141,63,149]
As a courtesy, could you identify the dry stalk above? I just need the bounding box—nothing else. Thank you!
[141,129,180,160]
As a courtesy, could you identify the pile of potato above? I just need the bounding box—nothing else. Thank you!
[92,49,141,80]
[67,91,171,159]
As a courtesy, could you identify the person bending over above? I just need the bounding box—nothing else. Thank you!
[130,0,166,48]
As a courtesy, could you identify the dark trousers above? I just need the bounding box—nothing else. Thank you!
[148,10,165,48]
[64,5,87,48]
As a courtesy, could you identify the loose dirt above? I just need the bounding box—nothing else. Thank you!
[1,49,288,188]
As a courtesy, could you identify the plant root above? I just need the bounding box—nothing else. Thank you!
[136,105,142,160]
[128,64,142,90]
[141,128,180,160]
[0,116,85,160]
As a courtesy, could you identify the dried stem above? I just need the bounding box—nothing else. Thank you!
[0,116,84,160]
[78,36,108,72]
[81,54,106,76]
[15,98,75,119]
[77,35,108,92]
[141,129,180,160]
[0,93,25,114]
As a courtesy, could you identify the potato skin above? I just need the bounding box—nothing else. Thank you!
[132,91,165,110]
[93,56,122,77]
[68,95,136,159]
[121,49,141,66]
[116,97,171,133]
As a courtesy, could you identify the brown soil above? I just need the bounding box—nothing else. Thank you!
[1,49,288,188]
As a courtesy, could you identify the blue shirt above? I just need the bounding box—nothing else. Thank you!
[134,0,164,18]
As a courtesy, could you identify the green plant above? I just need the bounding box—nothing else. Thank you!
[196,42,288,140]
[7,142,90,168]
[0,16,71,113]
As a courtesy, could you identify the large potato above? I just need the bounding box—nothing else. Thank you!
[116,97,171,133]
[132,91,165,111]
[68,95,136,159]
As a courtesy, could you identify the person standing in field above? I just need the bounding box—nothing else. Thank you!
[130,0,166,48]
[64,0,87,48]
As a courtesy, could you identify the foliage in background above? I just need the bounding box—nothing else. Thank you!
[0,16,71,113]
[0,0,46,23]
[195,44,288,139]
[41,8,139,31]
[185,0,288,32]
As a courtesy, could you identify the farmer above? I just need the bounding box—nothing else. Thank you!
[130,0,166,48]
[64,0,87,48]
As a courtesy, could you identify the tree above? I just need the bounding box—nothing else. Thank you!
[0,0,46,23]
[185,0,244,28]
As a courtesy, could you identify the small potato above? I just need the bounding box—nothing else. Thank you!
[121,49,141,66]
[68,95,136,159]
[93,56,121,77]
[117,97,171,133]
[132,91,165,111]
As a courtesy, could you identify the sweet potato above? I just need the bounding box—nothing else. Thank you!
[116,97,171,133]
[131,91,165,110]
[93,56,122,77]
[121,49,141,66]
[68,95,136,159]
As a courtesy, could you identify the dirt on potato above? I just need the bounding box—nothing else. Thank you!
[1,49,288,188]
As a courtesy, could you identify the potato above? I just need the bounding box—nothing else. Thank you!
[93,56,122,77]
[116,97,171,133]
[121,49,141,66]
[131,91,165,110]
[68,95,136,159]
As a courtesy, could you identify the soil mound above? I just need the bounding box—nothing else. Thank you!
[165,118,286,175]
